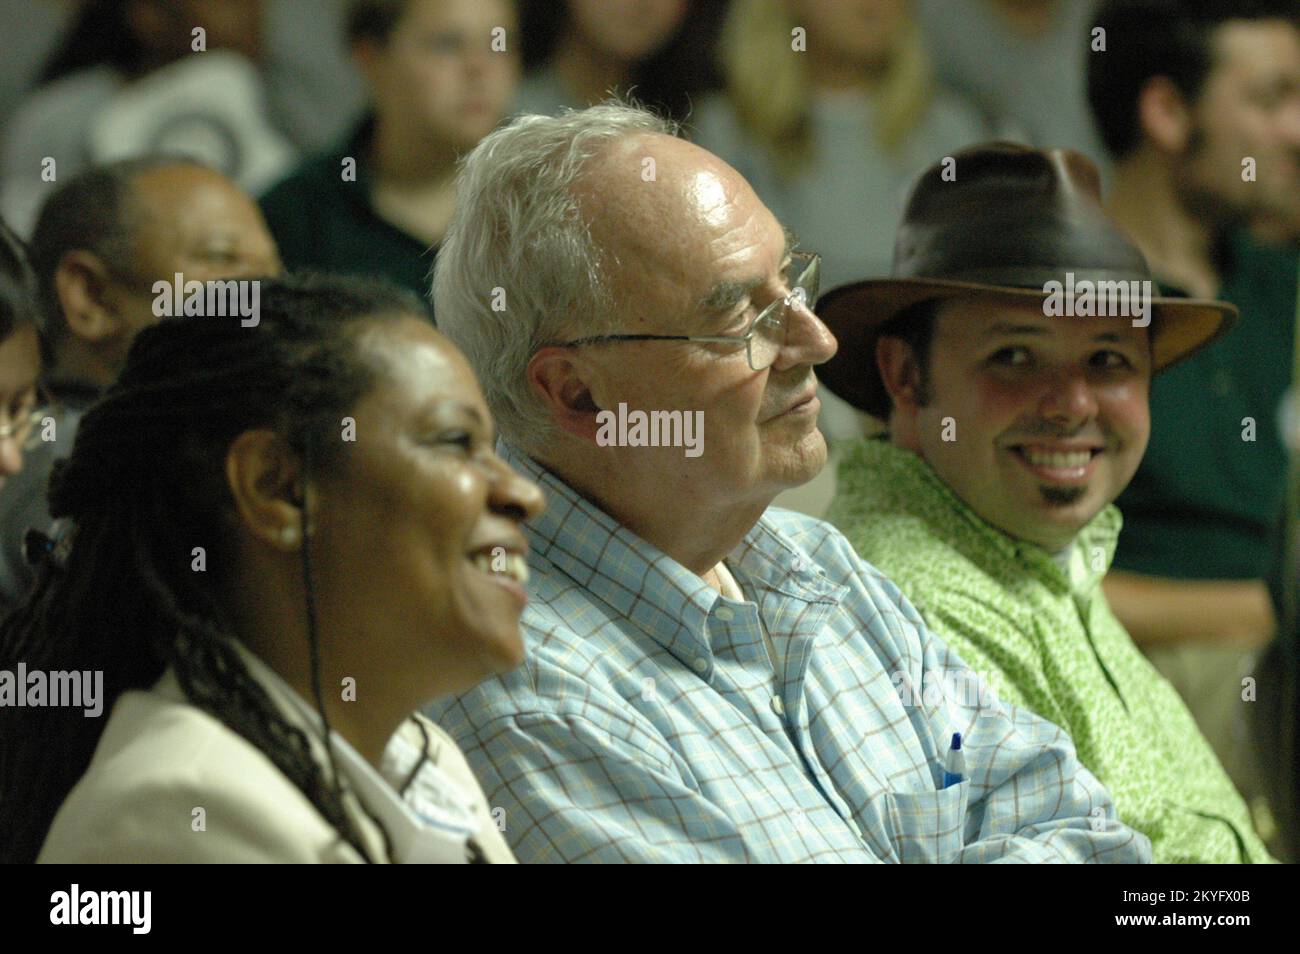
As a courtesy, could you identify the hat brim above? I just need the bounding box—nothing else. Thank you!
[815,277,1239,416]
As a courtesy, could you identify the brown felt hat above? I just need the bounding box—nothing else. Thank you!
[815,142,1238,419]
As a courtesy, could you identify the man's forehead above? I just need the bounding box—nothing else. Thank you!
[132,167,253,229]
[575,133,790,329]
[1211,19,1300,79]
[589,132,733,182]
[133,164,228,203]
[583,135,749,233]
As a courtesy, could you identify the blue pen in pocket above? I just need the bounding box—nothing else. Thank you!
[942,732,964,788]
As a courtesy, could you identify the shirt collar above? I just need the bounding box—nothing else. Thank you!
[500,443,843,663]
[850,438,1120,596]
[1049,544,1074,575]
[232,643,482,863]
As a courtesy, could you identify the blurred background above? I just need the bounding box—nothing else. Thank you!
[1,0,1297,862]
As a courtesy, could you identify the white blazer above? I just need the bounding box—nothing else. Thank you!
[38,655,515,864]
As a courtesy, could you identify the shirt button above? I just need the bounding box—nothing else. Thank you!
[791,557,803,572]
[693,657,709,674]
[715,606,734,622]
[771,695,785,716]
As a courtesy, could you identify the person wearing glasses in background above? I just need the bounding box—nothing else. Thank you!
[0,157,281,616]
[425,102,1150,863]
[259,0,521,308]
[0,220,44,500]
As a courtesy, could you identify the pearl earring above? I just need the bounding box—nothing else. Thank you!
[280,525,300,547]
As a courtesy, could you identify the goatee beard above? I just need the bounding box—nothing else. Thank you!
[1039,484,1086,505]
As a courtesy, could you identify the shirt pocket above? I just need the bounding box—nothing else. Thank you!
[856,783,969,864]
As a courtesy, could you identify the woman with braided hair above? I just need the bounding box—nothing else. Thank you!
[0,272,544,862]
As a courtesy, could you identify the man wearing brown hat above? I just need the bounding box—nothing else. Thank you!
[822,142,1272,862]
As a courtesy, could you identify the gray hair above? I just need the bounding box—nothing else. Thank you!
[432,101,679,449]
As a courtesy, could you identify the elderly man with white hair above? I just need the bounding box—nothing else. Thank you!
[426,102,1149,864]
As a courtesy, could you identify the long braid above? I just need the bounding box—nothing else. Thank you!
[139,553,384,864]
[294,438,399,863]
[0,274,428,863]
[118,452,355,850]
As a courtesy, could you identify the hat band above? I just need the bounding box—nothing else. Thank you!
[901,265,1154,290]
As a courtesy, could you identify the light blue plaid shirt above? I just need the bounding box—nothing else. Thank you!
[425,445,1151,863]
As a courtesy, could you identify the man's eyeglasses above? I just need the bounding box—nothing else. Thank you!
[0,384,55,452]
[548,252,821,372]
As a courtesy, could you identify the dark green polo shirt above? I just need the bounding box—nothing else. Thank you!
[1113,230,1299,580]
[258,114,437,312]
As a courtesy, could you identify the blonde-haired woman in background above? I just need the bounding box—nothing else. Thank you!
[692,0,996,449]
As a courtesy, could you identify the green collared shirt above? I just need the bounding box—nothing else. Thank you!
[258,114,437,310]
[826,438,1272,863]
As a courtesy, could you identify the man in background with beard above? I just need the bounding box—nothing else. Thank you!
[1085,0,1300,854]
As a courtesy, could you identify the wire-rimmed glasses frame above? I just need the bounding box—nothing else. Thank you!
[548,252,821,372]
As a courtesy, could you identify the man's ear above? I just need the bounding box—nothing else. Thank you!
[876,335,925,411]
[1137,75,1192,155]
[225,430,311,553]
[55,250,123,344]
[527,347,606,443]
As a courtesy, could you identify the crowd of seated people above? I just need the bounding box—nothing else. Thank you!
[0,0,1297,864]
